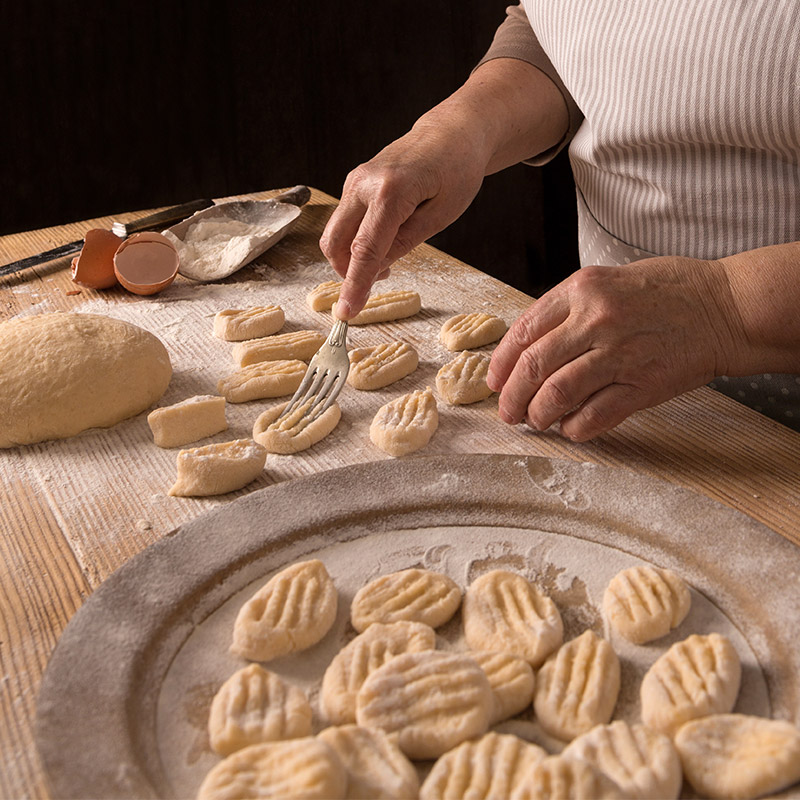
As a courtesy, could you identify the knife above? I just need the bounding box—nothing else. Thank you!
[0,198,213,279]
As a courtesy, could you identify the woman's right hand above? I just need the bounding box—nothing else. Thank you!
[319,58,570,320]
[319,113,488,320]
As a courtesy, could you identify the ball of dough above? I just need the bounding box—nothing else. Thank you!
[0,313,172,448]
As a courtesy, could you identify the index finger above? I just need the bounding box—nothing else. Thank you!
[335,195,417,319]
[487,291,568,392]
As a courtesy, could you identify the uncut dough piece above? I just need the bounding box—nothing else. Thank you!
[440,312,507,350]
[463,570,563,668]
[356,651,493,760]
[510,755,626,800]
[217,360,306,403]
[470,651,536,724]
[420,731,547,800]
[197,738,346,800]
[318,725,420,800]
[603,565,691,644]
[348,290,421,325]
[307,280,343,311]
[0,312,172,448]
[213,305,285,341]
[208,664,312,756]
[350,568,461,632]
[562,720,682,800]
[320,620,436,725]
[675,714,800,800]
[147,394,227,448]
[230,559,338,662]
[253,400,341,454]
[640,632,741,736]
[348,341,419,390]
[534,630,621,742]
[169,439,266,497]
[232,330,325,368]
[436,350,494,405]
[370,387,438,457]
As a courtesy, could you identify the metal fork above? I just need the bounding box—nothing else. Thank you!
[277,318,350,420]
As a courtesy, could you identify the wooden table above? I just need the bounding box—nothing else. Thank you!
[2,188,799,799]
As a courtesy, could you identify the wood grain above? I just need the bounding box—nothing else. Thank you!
[1,187,799,799]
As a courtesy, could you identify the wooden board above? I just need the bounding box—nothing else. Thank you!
[36,455,800,799]
[2,187,800,799]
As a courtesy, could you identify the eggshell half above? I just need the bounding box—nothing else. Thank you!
[71,228,123,289]
[114,232,180,295]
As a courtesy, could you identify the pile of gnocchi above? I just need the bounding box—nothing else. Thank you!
[146,280,508,497]
[195,560,800,800]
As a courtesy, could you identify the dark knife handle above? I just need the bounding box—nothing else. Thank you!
[0,242,83,278]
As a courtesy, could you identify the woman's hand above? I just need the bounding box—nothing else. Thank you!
[487,256,743,440]
[320,115,488,319]
[320,58,570,320]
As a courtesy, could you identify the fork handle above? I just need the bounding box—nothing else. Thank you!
[327,319,348,347]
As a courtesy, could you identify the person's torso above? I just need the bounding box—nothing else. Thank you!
[523,0,800,259]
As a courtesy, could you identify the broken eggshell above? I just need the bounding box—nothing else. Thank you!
[70,228,123,289]
[113,232,180,295]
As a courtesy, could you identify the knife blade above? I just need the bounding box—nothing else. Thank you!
[0,198,213,279]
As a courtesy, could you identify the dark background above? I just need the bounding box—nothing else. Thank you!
[3,2,577,296]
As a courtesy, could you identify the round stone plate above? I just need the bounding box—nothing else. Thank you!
[36,455,800,799]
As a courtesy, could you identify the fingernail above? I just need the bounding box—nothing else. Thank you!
[498,409,517,425]
[334,298,352,320]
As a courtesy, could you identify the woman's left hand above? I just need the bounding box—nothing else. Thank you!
[486,256,742,440]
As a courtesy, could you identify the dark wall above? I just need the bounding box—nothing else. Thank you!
[4,2,577,296]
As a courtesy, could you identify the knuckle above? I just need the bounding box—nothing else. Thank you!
[578,401,612,432]
[516,346,546,384]
[350,235,381,264]
[540,377,574,415]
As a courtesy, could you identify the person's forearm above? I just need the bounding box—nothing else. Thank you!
[409,58,569,177]
[713,241,800,375]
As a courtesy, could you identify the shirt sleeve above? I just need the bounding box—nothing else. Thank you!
[476,4,583,164]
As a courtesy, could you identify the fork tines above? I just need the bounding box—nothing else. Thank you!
[277,319,349,421]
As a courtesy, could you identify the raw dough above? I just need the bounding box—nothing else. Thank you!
[347,290,421,325]
[439,312,507,351]
[213,305,285,342]
[435,350,494,405]
[196,738,346,800]
[347,341,419,390]
[640,632,741,736]
[320,621,436,725]
[147,395,227,448]
[462,569,563,668]
[603,565,691,644]
[674,713,800,800]
[208,664,312,756]
[230,559,338,662]
[510,755,626,800]
[369,387,439,457]
[0,312,171,448]
[533,630,621,741]
[307,280,342,311]
[562,720,682,800]
[355,651,493,760]
[317,725,420,800]
[420,731,547,800]
[168,439,266,497]
[253,400,341,454]
[470,651,536,724]
[217,360,306,403]
[232,330,325,368]
[350,568,461,632]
